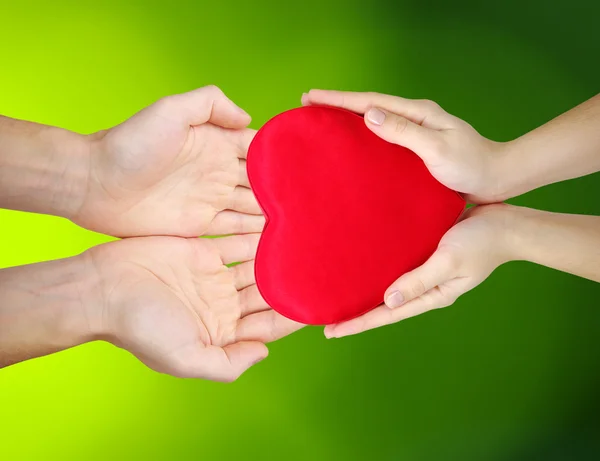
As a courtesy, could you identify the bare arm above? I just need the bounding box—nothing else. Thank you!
[509,206,600,282]
[500,93,600,198]
[0,116,89,219]
[302,90,600,203]
[325,204,600,338]
[0,256,99,368]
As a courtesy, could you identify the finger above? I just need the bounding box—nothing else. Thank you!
[153,340,267,382]
[303,89,451,129]
[207,211,265,235]
[199,342,268,382]
[230,186,262,215]
[231,261,255,290]
[324,286,453,338]
[238,159,251,188]
[383,248,457,309]
[158,85,251,129]
[237,310,304,343]
[364,107,441,158]
[238,285,270,316]
[213,233,260,265]
[235,128,256,158]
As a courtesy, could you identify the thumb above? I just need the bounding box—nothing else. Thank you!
[157,85,251,129]
[384,249,457,309]
[364,107,439,161]
[212,341,269,383]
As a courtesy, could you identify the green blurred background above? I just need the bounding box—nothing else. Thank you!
[1,0,599,459]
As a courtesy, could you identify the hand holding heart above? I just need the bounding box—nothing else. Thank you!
[323,203,515,338]
[301,90,600,337]
[302,90,509,204]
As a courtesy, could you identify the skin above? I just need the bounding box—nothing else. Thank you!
[0,85,300,380]
[0,85,264,238]
[301,90,600,338]
[0,234,302,381]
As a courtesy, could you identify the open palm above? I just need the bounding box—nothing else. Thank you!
[75,86,263,237]
[87,234,302,381]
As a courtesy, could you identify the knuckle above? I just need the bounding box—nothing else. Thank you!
[440,295,458,309]
[393,116,409,134]
[203,84,222,95]
[419,99,442,111]
[437,249,460,273]
[409,278,427,299]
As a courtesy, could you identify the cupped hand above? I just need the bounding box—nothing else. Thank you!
[75,85,263,237]
[85,234,302,381]
[302,90,510,204]
[324,204,516,338]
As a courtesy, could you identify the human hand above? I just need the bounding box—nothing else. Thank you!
[324,204,516,338]
[75,85,263,237]
[302,90,510,204]
[84,234,302,381]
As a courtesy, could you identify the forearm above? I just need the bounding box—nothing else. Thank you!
[0,255,101,368]
[506,205,600,282]
[0,116,90,219]
[498,94,600,199]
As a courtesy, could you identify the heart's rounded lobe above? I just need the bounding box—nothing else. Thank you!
[247,106,465,325]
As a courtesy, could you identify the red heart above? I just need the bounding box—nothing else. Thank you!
[247,106,465,325]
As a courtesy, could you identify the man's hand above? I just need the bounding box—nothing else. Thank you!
[85,234,302,381]
[0,233,302,381]
[74,85,263,237]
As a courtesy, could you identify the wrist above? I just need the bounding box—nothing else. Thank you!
[491,203,537,263]
[0,255,104,367]
[0,117,91,219]
[492,137,545,201]
[485,140,523,202]
[46,127,92,220]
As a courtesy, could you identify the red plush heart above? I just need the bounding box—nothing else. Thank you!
[247,106,465,325]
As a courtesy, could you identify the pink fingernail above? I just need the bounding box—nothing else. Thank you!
[301,93,309,105]
[386,291,404,308]
[367,108,386,125]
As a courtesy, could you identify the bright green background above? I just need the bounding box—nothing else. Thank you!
[1,1,599,459]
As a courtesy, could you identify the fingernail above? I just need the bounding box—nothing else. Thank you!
[386,290,404,308]
[301,93,309,105]
[367,108,386,125]
[324,329,336,339]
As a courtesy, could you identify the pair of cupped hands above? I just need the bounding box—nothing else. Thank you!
[65,86,516,381]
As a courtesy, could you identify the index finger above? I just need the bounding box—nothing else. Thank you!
[303,90,451,129]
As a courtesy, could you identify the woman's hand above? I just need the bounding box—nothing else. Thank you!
[324,204,516,338]
[302,89,507,204]
[74,85,263,237]
[324,202,600,338]
[303,90,600,204]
